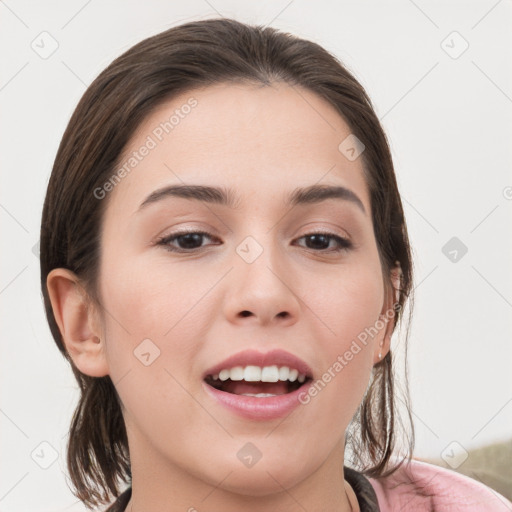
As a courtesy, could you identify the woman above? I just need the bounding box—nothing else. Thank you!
[40,18,511,512]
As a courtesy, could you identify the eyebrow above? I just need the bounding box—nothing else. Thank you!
[137,183,366,215]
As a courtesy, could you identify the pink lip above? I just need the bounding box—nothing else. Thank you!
[202,379,313,421]
[202,348,314,379]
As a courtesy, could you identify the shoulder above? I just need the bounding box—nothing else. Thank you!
[367,458,512,512]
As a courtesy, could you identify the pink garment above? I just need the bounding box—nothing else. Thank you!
[367,458,512,511]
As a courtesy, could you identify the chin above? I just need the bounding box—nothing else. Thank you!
[197,451,312,498]
[213,465,307,497]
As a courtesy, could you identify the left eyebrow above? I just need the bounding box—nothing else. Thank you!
[137,183,366,215]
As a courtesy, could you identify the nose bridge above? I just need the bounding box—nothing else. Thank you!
[236,228,285,289]
[224,227,300,324]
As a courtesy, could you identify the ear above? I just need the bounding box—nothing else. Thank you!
[46,268,109,377]
[373,261,402,364]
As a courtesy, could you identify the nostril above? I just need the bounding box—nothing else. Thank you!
[240,311,252,317]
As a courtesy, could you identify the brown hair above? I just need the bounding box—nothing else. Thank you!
[40,17,415,509]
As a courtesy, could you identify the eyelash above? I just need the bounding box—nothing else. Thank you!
[156,230,353,254]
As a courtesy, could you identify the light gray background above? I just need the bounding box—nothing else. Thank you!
[1,1,511,511]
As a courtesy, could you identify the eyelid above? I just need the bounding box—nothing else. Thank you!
[296,221,352,241]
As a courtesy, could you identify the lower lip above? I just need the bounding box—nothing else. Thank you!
[203,380,312,421]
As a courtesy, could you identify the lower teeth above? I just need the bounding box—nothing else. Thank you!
[240,393,277,397]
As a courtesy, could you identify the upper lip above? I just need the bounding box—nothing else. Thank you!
[202,349,314,380]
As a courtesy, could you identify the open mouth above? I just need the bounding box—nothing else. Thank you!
[204,375,311,398]
[202,357,314,419]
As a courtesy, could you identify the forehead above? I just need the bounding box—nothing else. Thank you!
[106,82,371,217]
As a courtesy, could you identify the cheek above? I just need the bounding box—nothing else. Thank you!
[304,260,384,347]
[97,253,208,436]
[298,263,383,418]
[99,248,206,337]
[98,248,218,385]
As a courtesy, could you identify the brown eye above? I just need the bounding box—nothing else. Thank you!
[157,231,220,252]
[295,232,352,252]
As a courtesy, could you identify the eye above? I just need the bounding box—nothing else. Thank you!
[294,231,353,253]
[157,229,352,254]
[156,230,220,253]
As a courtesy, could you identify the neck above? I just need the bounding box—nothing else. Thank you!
[123,429,357,512]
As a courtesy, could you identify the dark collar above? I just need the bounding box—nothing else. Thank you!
[344,465,381,511]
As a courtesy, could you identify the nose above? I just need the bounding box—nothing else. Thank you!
[222,236,301,327]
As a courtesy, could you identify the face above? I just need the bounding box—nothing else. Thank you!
[86,83,394,498]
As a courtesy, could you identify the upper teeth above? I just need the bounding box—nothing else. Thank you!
[212,365,307,383]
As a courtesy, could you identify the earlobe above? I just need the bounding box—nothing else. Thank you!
[46,268,109,377]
